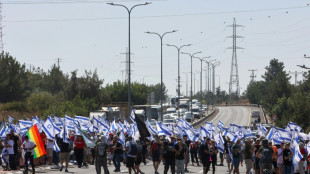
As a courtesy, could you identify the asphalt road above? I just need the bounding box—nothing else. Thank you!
[209,106,263,127]
[5,157,247,174]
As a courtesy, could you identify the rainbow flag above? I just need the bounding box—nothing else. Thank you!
[26,124,46,158]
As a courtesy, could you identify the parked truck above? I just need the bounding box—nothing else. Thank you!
[133,105,152,121]
[179,98,190,110]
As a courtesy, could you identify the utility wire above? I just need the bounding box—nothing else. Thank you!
[3,4,310,23]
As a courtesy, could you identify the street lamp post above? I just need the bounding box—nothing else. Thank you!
[167,44,191,118]
[194,56,211,102]
[182,72,190,97]
[181,51,202,118]
[107,2,151,120]
[205,59,216,92]
[146,30,177,121]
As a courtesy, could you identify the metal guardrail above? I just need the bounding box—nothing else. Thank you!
[191,108,216,128]
[215,104,260,107]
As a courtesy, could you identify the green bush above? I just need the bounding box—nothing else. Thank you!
[26,91,56,112]
[1,101,27,112]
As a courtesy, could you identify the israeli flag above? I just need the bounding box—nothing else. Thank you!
[200,126,210,138]
[156,122,172,136]
[0,122,7,138]
[8,116,13,124]
[59,119,70,143]
[53,141,60,152]
[130,109,135,122]
[75,116,90,127]
[65,115,75,130]
[182,129,199,141]
[19,120,33,134]
[53,116,63,127]
[110,118,119,132]
[42,117,61,140]
[146,120,157,135]
[266,127,275,140]
[277,128,292,142]
[214,133,225,153]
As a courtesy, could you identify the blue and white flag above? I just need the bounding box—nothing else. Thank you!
[75,116,90,127]
[0,122,7,138]
[19,120,33,134]
[53,140,60,153]
[146,120,157,135]
[156,122,172,136]
[182,129,199,141]
[214,132,225,153]
[130,109,135,122]
[118,131,126,149]
[266,127,275,140]
[65,115,75,130]
[42,117,61,140]
[8,116,13,124]
[110,118,119,132]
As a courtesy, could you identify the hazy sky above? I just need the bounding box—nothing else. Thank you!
[2,0,310,97]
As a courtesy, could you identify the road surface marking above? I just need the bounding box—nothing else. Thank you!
[248,108,252,126]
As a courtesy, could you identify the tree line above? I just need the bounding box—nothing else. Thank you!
[246,58,310,132]
[0,52,167,118]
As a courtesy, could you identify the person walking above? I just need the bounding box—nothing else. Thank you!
[112,135,122,172]
[282,142,293,174]
[257,139,273,174]
[4,134,15,171]
[210,140,218,174]
[175,137,186,174]
[135,139,144,174]
[125,136,137,174]
[163,135,176,174]
[95,136,109,174]
[183,135,190,172]
[10,129,20,170]
[243,139,254,174]
[58,136,71,172]
[74,135,86,168]
[190,141,199,166]
[151,135,162,174]
[232,139,242,174]
[21,135,36,174]
[199,138,211,174]
[276,141,285,174]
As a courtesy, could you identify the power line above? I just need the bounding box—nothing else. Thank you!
[3,4,310,23]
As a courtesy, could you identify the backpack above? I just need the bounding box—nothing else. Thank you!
[261,146,272,164]
[129,142,138,156]
[97,142,106,157]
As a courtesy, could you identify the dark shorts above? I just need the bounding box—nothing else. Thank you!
[135,156,142,165]
[255,158,260,170]
[233,158,240,169]
[272,161,277,168]
[202,160,210,167]
[152,152,160,162]
[220,152,224,159]
[126,156,135,168]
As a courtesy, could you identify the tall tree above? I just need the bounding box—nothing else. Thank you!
[0,52,27,102]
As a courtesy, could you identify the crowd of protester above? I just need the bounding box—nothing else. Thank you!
[1,127,310,174]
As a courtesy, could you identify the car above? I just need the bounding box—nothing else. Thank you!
[163,114,172,119]
[191,107,201,119]
[184,112,193,123]
[163,119,176,127]
[251,110,260,118]
[166,107,176,114]
[170,113,179,120]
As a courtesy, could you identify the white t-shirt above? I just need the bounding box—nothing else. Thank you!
[7,140,14,154]
[22,140,36,155]
[46,140,54,149]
